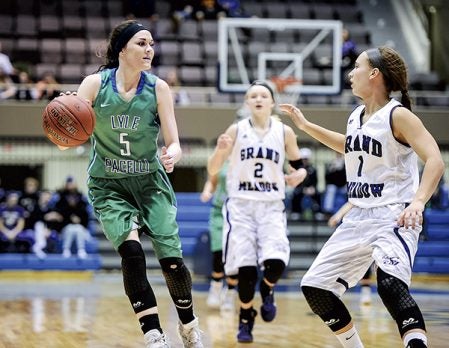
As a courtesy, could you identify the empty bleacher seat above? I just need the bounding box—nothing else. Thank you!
[41,38,64,64]
[175,192,211,256]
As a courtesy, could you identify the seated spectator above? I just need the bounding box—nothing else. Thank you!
[35,71,60,101]
[30,190,61,259]
[0,67,17,101]
[322,152,347,215]
[0,41,14,77]
[0,191,34,253]
[218,0,250,18]
[341,28,358,89]
[290,148,321,220]
[15,70,37,101]
[194,0,226,20]
[169,0,196,33]
[19,177,40,231]
[54,177,90,259]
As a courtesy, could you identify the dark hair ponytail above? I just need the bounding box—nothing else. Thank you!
[400,89,412,111]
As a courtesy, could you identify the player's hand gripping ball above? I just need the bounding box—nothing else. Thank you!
[42,94,95,147]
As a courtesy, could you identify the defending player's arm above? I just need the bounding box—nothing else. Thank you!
[328,202,353,228]
[392,107,445,228]
[207,124,237,176]
[200,174,218,203]
[156,78,181,173]
[284,125,307,187]
[279,104,346,154]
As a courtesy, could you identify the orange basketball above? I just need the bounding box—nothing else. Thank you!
[42,94,95,147]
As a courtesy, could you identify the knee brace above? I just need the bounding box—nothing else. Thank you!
[301,286,352,332]
[159,257,192,309]
[262,259,286,284]
[238,266,258,304]
[118,240,156,313]
[377,268,426,336]
[212,250,224,274]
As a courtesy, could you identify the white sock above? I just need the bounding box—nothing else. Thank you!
[336,325,364,348]
[403,332,427,347]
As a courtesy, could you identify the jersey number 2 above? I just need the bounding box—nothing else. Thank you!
[254,162,263,178]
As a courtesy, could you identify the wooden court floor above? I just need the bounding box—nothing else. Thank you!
[0,271,448,348]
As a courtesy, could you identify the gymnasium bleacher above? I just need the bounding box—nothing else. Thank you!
[0,0,446,107]
[0,0,448,274]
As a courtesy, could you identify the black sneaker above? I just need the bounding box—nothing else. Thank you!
[261,293,277,322]
[237,309,257,343]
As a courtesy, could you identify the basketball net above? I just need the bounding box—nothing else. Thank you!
[270,76,302,105]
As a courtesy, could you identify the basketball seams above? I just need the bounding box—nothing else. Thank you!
[42,109,75,146]
[53,97,93,137]
[42,95,95,147]
[48,100,86,141]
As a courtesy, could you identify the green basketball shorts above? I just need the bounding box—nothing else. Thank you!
[87,168,182,259]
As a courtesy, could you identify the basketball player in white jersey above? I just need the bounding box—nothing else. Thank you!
[208,81,308,343]
[280,46,444,348]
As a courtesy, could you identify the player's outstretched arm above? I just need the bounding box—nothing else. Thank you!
[279,104,346,154]
[207,125,236,176]
[328,202,354,228]
[284,125,307,187]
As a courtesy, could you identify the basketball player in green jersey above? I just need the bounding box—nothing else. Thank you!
[200,162,238,312]
[75,20,203,348]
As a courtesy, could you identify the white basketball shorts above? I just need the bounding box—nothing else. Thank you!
[301,203,421,297]
[222,197,290,276]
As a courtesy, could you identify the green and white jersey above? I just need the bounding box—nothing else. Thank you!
[88,68,161,178]
[212,161,228,208]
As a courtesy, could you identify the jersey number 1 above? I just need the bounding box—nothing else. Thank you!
[357,155,364,177]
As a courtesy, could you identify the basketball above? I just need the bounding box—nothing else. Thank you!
[42,94,95,147]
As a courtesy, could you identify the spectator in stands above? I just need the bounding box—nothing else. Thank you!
[30,190,61,259]
[15,70,37,101]
[0,191,34,253]
[341,28,358,89]
[35,71,60,101]
[280,46,444,348]
[218,0,250,18]
[166,68,190,106]
[322,151,347,216]
[194,0,226,21]
[0,41,14,76]
[169,1,196,33]
[207,80,307,343]
[200,162,237,312]
[54,176,90,259]
[289,147,321,221]
[19,177,40,232]
[64,19,204,347]
[0,67,17,101]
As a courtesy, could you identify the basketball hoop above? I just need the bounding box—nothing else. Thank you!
[270,76,302,104]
